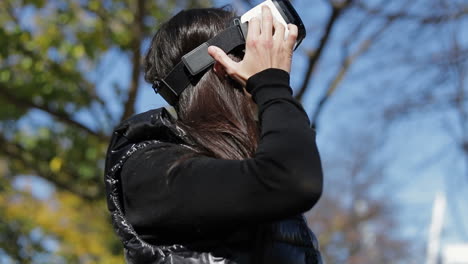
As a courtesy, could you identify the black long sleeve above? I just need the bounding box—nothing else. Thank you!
[120,68,323,243]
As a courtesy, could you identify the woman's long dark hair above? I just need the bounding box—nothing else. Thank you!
[144,8,259,161]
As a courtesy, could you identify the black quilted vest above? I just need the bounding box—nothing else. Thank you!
[104,108,323,264]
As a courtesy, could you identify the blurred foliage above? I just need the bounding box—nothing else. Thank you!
[0,0,210,262]
[0,173,121,263]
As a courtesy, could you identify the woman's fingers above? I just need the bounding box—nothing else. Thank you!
[273,20,285,42]
[247,17,261,39]
[208,46,237,74]
[209,9,298,83]
[286,24,299,51]
[261,6,273,40]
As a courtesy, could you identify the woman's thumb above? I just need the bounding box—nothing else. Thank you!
[208,46,236,73]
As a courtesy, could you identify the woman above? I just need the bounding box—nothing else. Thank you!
[104,5,323,264]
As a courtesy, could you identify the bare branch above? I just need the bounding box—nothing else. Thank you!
[120,0,145,122]
[356,1,468,24]
[310,18,394,126]
[384,93,468,121]
[295,0,355,102]
[240,0,254,7]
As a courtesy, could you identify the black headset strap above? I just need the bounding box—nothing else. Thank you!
[155,19,248,106]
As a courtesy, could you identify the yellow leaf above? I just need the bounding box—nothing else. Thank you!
[73,45,85,57]
[49,157,63,173]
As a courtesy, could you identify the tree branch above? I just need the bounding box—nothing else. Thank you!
[295,0,354,102]
[120,0,145,122]
[9,36,114,135]
[384,93,468,122]
[310,18,393,126]
[240,0,254,7]
[355,1,468,24]
[0,135,101,201]
[0,84,107,141]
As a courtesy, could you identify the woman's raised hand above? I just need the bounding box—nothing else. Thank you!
[207,5,298,87]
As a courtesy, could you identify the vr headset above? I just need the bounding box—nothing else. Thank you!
[153,0,306,106]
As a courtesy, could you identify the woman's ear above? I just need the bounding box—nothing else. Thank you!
[213,61,227,79]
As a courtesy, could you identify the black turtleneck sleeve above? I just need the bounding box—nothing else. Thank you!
[120,68,323,242]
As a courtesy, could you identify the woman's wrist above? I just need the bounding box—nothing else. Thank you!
[246,68,293,105]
